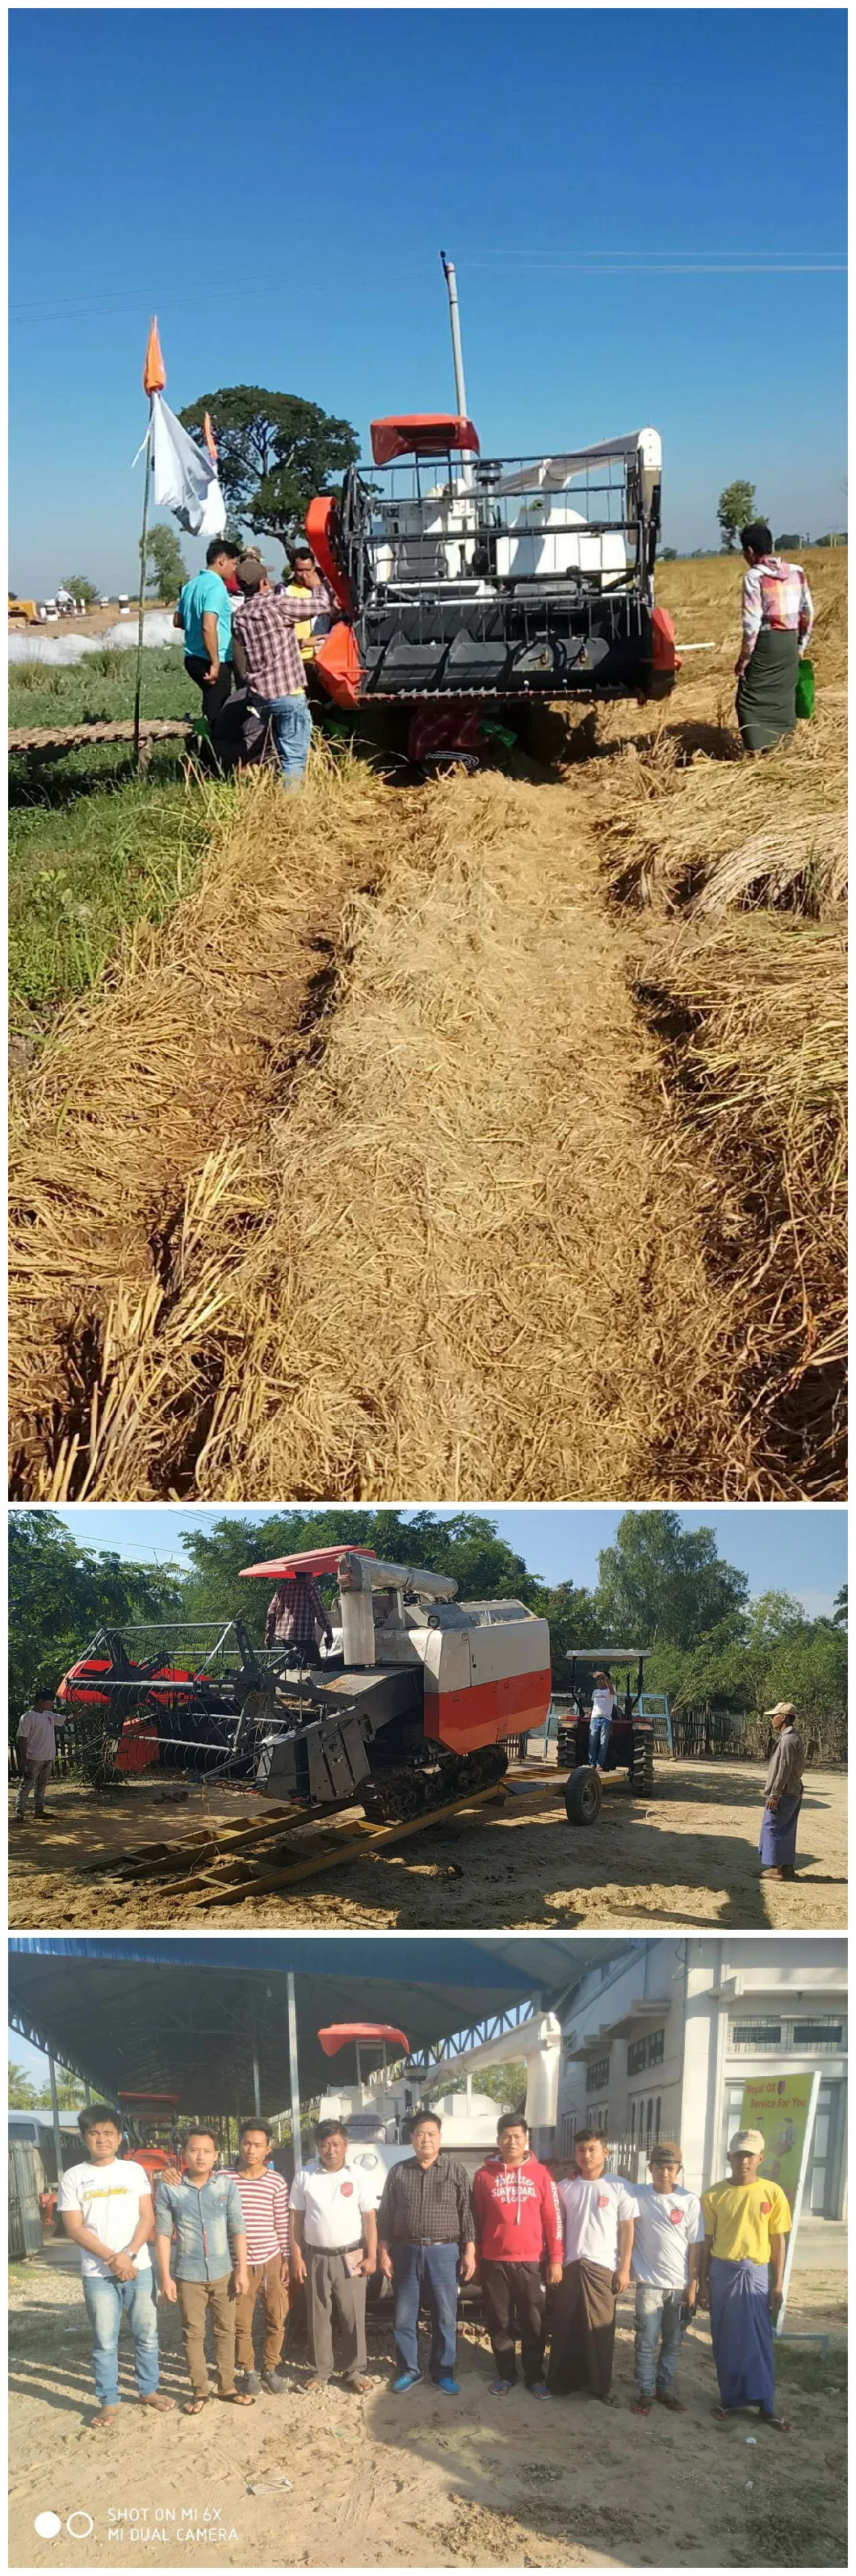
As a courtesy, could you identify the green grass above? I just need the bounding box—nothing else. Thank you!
[10,645,211,1024]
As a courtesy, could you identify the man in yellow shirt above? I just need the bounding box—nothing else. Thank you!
[699,2129,791,2429]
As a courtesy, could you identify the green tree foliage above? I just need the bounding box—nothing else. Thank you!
[775,532,802,550]
[60,573,99,607]
[716,481,757,551]
[8,1511,183,1718]
[9,2058,86,2108]
[9,2061,40,2107]
[178,388,359,548]
[833,1584,847,1628]
[593,1511,749,1653]
[141,523,187,603]
[427,2061,527,2116]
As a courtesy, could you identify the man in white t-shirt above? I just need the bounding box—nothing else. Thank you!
[547,2128,638,2403]
[631,2141,704,2418]
[14,1687,71,1820]
[588,1671,617,1772]
[290,2120,378,2393]
[58,2103,174,2430]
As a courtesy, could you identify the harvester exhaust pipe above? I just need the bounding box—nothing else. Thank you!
[440,250,468,420]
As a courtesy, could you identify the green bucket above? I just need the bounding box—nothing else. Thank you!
[795,658,816,721]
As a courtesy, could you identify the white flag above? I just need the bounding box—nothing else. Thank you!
[149,392,226,539]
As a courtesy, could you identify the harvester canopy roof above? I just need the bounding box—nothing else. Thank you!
[317,2024,410,2058]
[8,1938,613,2108]
[370,414,480,464]
[239,1547,377,1580]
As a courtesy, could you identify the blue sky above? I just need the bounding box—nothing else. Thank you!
[10,10,846,593]
[20,1502,846,1616]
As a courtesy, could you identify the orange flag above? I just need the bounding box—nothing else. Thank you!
[142,316,166,396]
[203,411,218,465]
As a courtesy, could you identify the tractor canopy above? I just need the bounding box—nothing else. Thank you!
[317,2023,410,2057]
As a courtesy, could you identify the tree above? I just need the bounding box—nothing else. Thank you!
[833,1584,847,1628]
[716,482,757,552]
[141,523,187,603]
[60,573,99,607]
[428,2061,527,2115]
[177,388,359,548]
[8,1511,183,1720]
[660,546,678,561]
[9,2061,40,2108]
[34,2071,87,2110]
[775,532,802,551]
[593,1511,749,1654]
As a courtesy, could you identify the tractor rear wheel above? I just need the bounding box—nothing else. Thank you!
[556,1724,578,1771]
[630,1732,655,1796]
[564,1765,602,1826]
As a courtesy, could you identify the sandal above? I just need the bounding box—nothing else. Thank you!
[139,2393,175,2411]
[90,2407,120,2430]
[632,2398,652,2416]
[655,2392,686,2412]
[218,2389,255,2404]
[345,2376,371,2394]
[183,2397,208,2414]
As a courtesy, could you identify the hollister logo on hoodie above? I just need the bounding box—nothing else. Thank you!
[472,2154,563,2269]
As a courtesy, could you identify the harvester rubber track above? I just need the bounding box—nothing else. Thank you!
[362,1742,508,1824]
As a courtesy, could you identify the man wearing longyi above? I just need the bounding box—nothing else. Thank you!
[699,2128,791,2430]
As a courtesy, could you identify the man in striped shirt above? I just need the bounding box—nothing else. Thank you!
[224,2122,291,2396]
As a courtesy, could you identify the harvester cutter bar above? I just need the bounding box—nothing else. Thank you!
[141,1779,510,1908]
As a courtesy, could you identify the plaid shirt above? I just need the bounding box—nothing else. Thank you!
[741,556,813,653]
[266,1578,332,1646]
[376,2154,476,2249]
[233,583,333,699]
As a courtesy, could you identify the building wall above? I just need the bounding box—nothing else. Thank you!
[556,1940,846,2216]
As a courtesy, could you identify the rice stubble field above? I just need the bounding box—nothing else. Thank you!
[8,552,846,1500]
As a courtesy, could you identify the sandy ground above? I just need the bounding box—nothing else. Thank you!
[8,1762,846,1933]
[9,2251,846,2570]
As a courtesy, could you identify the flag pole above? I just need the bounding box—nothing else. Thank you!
[132,406,153,768]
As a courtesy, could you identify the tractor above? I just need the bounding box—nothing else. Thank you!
[556,1649,660,1824]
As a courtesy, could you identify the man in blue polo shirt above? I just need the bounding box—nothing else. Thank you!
[174,538,241,732]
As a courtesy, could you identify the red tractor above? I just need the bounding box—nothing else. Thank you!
[556,1649,658,1823]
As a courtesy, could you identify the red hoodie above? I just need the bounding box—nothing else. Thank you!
[472,2154,563,2266]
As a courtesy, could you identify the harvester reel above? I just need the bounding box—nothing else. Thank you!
[564,1765,602,1826]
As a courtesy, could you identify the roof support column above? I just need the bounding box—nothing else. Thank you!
[287,1973,302,2172]
[48,2051,64,2193]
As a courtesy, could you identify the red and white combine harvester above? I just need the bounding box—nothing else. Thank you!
[240,1545,553,1817]
[58,1544,552,1823]
[304,254,677,763]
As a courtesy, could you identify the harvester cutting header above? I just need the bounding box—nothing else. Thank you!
[304,254,677,722]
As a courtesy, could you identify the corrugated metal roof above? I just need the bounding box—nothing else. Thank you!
[8,1937,617,2107]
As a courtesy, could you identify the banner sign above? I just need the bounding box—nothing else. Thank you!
[739,2070,820,2332]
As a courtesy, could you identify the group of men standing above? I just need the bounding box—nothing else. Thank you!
[57,2100,791,2436]
[173,536,334,785]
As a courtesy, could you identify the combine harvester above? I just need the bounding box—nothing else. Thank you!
[59,1544,553,1821]
[305,254,677,764]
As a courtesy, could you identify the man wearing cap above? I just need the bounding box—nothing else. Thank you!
[758,1703,805,1881]
[231,555,334,785]
[630,2141,704,2419]
[587,1670,617,1774]
[698,2132,791,2430]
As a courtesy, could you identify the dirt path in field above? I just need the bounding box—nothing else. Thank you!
[9,1763,846,1934]
[10,750,757,1502]
[9,2254,846,2568]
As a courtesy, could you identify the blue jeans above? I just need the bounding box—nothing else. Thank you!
[589,1715,611,1767]
[634,2284,686,2397]
[392,2241,459,2379]
[267,691,313,784]
[82,2271,160,2408]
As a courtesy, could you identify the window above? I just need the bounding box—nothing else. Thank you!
[586,2056,611,2094]
[627,2028,666,2077]
[560,2112,576,2156]
[630,2101,636,2139]
[792,2023,844,2049]
[732,2024,783,2050]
